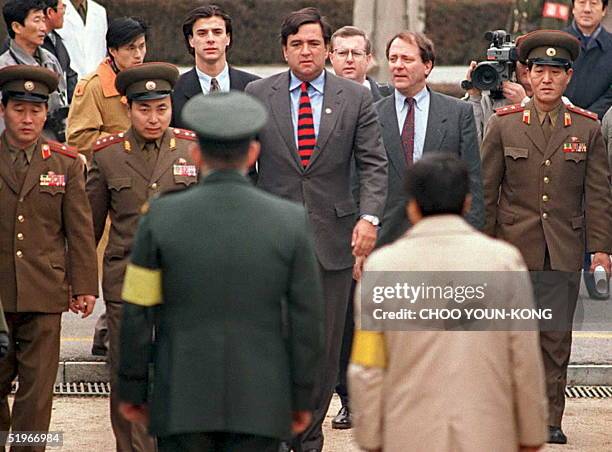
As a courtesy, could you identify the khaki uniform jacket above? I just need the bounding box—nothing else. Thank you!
[349,216,548,451]
[0,137,98,312]
[66,58,130,158]
[482,101,612,271]
[86,127,199,302]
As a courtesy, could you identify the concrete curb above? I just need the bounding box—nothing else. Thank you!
[56,362,612,386]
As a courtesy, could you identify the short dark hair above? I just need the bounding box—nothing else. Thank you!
[197,138,251,164]
[280,7,332,47]
[43,0,59,12]
[3,0,46,39]
[405,154,470,217]
[182,5,233,57]
[106,17,148,50]
[331,25,372,54]
[571,0,608,8]
[386,31,436,68]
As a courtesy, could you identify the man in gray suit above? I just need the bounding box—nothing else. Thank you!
[375,31,484,247]
[245,7,387,452]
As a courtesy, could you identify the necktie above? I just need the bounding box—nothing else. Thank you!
[143,142,158,172]
[542,113,553,143]
[210,78,220,93]
[297,82,316,168]
[14,150,29,189]
[401,97,415,165]
[72,0,87,24]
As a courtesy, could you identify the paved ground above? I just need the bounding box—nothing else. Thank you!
[30,394,612,451]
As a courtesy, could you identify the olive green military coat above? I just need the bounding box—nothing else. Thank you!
[482,101,612,271]
[118,171,325,440]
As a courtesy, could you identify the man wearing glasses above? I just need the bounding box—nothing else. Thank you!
[329,26,390,102]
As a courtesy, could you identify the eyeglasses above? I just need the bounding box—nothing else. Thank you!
[332,49,368,60]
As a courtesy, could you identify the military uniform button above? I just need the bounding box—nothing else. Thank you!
[543,177,550,184]
[544,160,551,166]
[17,233,24,240]
[542,195,549,202]
[16,250,23,258]
[17,215,24,223]
[151,183,158,190]
[542,213,548,219]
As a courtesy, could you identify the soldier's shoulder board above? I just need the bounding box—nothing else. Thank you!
[566,105,598,121]
[73,75,93,97]
[495,104,525,116]
[93,132,127,152]
[171,128,198,141]
[46,141,78,158]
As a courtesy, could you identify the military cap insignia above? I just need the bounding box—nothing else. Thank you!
[172,128,198,141]
[93,132,127,152]
[24,81,35,92]
[566,104,598,121]
[523,110,531,125]
[546,48,557,57]
[145,81,156,91]
[495,104,524,117]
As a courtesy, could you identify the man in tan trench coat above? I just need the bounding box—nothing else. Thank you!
[481,30,612,444]
[349,154,548,452]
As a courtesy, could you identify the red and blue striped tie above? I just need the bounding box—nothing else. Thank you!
[297,82,316,167]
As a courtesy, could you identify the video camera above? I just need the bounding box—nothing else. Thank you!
[463,30,519,100]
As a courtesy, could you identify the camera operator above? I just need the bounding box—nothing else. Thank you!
[464,59,532,143]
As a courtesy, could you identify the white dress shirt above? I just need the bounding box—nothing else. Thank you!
[196,63,230,94]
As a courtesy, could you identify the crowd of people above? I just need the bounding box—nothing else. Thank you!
[0,1,610,452]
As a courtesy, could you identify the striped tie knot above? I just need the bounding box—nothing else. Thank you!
[297,82,316,167]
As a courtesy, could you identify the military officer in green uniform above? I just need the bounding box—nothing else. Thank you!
[508,0,573,35]
[117,91,325,452]
[481,30,612,444]
[86,62,199,452]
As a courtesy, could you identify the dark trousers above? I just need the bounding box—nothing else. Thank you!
[335,280,356,407]
[293,266,353,452]
[0,313,61,452]
[158,432,279,452]
[530,253,581,427]
[106,301,156,452]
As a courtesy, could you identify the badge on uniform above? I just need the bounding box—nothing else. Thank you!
[40,171,66,187]
[173,160,197,177]
[563,136,587,153]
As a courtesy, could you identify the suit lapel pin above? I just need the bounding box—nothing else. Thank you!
[325,107,332,114]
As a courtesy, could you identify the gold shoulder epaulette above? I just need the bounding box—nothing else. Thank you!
[566,104,598,121]
[93,132,127,152]
[495,104,524,116]
[46,140,78,158]
[171,128,198,141]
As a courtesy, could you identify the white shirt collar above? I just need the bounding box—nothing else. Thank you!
[195,63,230,91]
[289,70,326,94]
[395,85,429,112]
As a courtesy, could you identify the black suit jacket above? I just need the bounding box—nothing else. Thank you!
[376,88,485,247]
[42,31,78,103]
[171,66,260,128]
[367,76,391,102]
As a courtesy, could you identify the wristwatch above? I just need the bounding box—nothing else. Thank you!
[360,214,381,227]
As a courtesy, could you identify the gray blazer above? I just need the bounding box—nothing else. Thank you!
[376,88,485,247]
[246,70,388,270]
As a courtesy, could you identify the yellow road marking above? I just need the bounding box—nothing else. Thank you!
[573,332,612,339]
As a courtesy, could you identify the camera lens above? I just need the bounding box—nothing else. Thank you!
[472,63,500,91]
